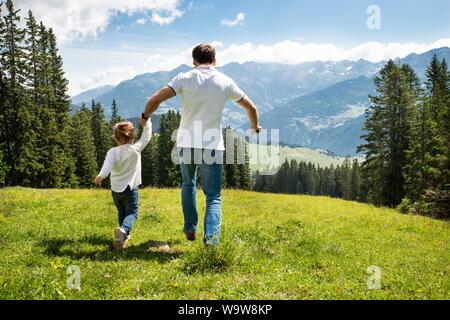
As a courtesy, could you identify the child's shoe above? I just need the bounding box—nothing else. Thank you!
[113,227,127,249]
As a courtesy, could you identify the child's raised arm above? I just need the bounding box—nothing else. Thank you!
[133,120,152,152]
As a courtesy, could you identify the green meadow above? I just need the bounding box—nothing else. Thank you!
[0,187,448,300]
[248,144,351,173]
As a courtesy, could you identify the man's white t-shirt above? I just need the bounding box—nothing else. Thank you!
[168,64,245,151]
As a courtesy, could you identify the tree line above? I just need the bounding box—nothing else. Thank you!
[254,158,360,201]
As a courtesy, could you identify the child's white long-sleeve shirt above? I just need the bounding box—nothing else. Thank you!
[98,121,152,193]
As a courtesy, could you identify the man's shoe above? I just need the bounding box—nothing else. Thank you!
[184,230,196,241]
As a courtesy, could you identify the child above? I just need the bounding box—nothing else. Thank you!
[94,119,152,249]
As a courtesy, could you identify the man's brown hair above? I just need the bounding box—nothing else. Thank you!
[192,44,216,65]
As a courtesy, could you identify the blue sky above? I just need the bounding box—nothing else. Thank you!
[71,0,450,47]
[15,0,450,95]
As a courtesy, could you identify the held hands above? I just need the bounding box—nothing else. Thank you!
[250,125,263,135]
[139,116,148,128]
[94,176,103,186]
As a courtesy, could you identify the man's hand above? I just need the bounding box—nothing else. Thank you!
[251,126,263,135]
[237,96,260,134]
[94,176,103,186]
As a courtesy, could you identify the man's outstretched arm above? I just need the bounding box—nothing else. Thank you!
[237,96,261,133]
[142,86,176,119]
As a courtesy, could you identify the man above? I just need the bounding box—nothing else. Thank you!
[141,44,261,245]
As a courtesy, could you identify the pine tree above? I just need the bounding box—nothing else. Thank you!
[419,56,450,217]
[221,161,228,188]
[91,100,112,175]
[437,58,450,217]
[237,135,251,190]
[154,113,167,186]
[358,62,390,205]
[70,105,97,187]
[110,99,122,125]
[401,56,450,216]
[349,159,360,201]
[359,60,415,206]
[141,133,158,186]
[25,10,39,102]
[286,159,299,194]
[168,111,181,186]
[253,169,272,193]
[272,159,289,193]
[23,16,44,186]
[316,166,324,195]
[0,148,6,186]
[296,162,307,194]
[339,158,360,201]
[341,158,352,200]
[32,26,75,187]
[403,65,427,204]
[333,165,343,198]
[1,0,39,186]
[327,165,337,197]
[305,163,317,195]
[0,2,7,183]
[155,111,181,187]
[253,170,261,191]
[224,130,240,188]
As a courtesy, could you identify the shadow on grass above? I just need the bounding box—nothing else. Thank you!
[39,235,181,263]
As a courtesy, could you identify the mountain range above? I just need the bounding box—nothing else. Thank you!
[71,47,450,156]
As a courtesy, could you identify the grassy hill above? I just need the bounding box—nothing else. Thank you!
[0,187,448,300]
[249,144,351,173]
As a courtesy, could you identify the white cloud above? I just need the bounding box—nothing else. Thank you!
[119,43,138,50]
[14,0,184,42]
[221,12,245,27]
[143,48,193,72]
[70,49,190,95]
[136,18,146,25]
[73,65,138,94]
[69,38,450,95]
[210,41,224,48]
[215,39,450,65]
[150,7,184,26]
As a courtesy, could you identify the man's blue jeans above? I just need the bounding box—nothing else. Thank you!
[179,148,223,245]
[111,186,139,235]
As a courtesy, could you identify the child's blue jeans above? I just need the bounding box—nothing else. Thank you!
[111,186,139,235]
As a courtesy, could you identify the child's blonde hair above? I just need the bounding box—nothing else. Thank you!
[114,121,135,145]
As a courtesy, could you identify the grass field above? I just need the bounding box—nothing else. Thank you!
[0,187,449,300]
[248,144,351,173]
